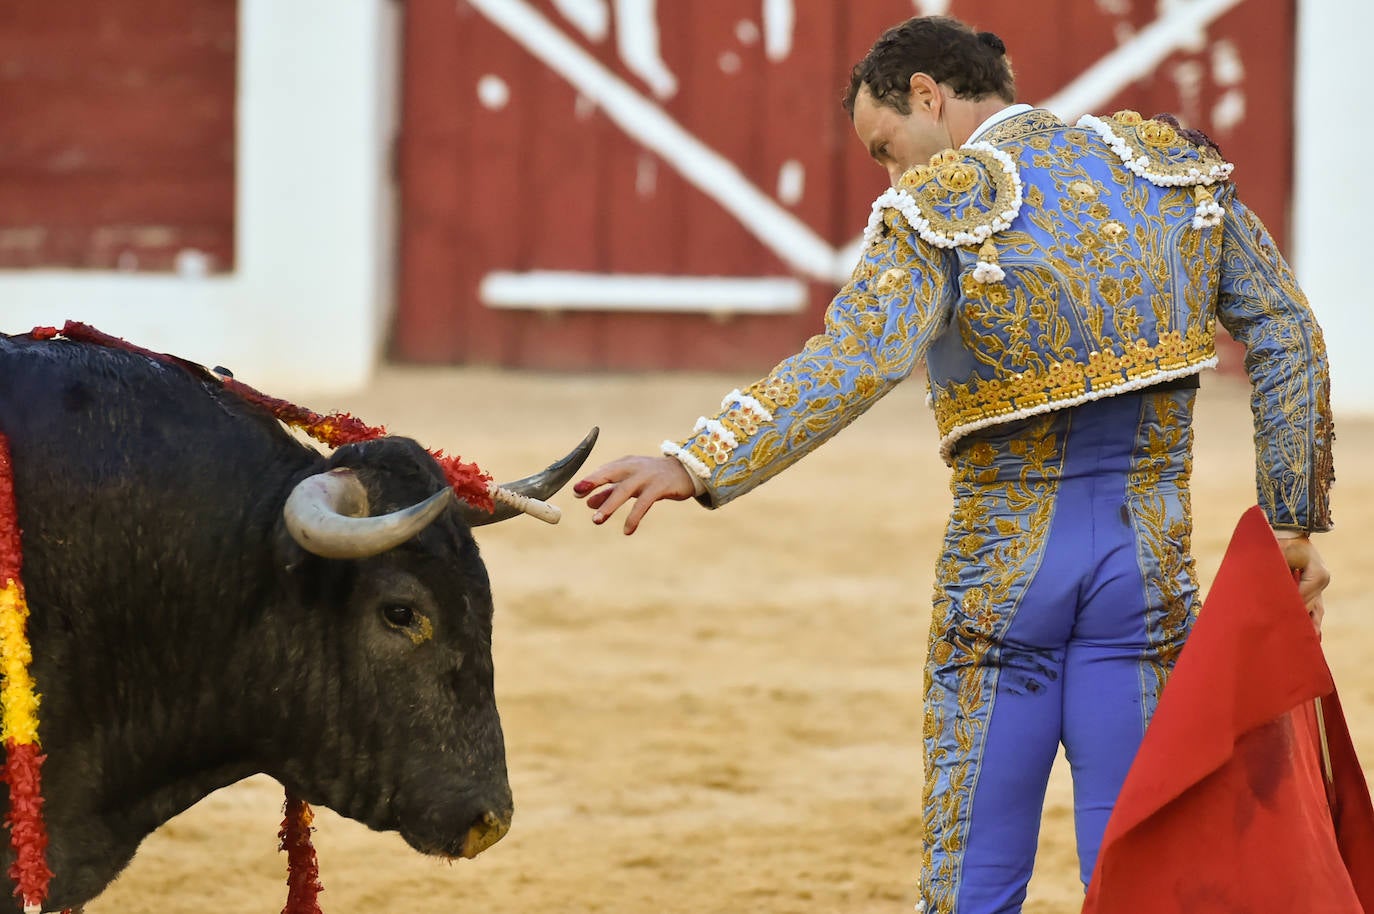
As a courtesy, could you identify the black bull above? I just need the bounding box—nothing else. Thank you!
[0,333,595,910]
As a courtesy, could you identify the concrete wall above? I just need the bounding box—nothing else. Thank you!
[1,0,400,396]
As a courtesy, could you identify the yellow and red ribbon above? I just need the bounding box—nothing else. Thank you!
[0,435,53,914]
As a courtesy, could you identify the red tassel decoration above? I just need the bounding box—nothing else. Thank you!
[279,793,323,914]
[0,436,53,913]
[2,742,52,911]
[430,450,496,514]
[0,440,21,577]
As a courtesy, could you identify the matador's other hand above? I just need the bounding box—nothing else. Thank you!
[573,455,696,535]
[1276,533,1330,634]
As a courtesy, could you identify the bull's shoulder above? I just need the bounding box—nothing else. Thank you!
[869,145,1023,251]
[1078,109,1233,187]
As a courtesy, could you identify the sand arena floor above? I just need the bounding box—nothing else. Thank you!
[86,367,1373,914]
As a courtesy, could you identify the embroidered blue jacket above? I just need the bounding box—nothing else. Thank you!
[664,109,1334,532]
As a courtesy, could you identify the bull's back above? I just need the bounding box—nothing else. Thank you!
[0,334,315,609]
[2,333,295,482]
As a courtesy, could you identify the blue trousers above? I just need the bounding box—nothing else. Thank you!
[920,389,1200,914]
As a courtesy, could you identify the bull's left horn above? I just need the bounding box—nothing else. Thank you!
[458,427,599,527]
[283,468,453,559]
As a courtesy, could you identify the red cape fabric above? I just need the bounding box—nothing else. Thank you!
[1082,506,1374,912]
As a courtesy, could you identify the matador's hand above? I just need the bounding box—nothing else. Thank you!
[573,455,696,535]
[1276,533,1330,634]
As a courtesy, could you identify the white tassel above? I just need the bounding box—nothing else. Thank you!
[972,260,1005,284]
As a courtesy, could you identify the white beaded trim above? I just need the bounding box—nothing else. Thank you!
[693,416,738,449]
[935,357,1217,461]
[660,440,710,479]
[1077,114,1234,187]
[861,142,1024,251]
[720,388,774,423]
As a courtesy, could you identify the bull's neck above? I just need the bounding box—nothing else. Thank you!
[27,504,305,908]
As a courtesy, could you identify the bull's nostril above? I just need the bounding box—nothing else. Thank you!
[459,809,510,859]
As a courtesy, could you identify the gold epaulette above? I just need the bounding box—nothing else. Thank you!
[861,143,1024,267]
[1078,110,1233,188]
[1078,110,1233,228]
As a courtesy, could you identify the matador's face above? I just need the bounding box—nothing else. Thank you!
[851,81,951,187]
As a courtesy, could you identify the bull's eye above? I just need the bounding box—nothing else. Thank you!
[381,604,415,627]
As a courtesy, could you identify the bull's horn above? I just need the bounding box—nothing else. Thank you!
[283,468,454,559]
[459,427,599,527]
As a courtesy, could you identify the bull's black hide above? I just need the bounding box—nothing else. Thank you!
[0,333,566,910]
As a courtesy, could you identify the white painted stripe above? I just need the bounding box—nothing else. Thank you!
[479,271,808,314]
[1042,0,1247,120]
[614,0,678,98]
[465,0,842,282]
[551,0,609,41]
[762,0,794,62]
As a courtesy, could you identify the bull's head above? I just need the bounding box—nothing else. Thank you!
[269,429,595,861]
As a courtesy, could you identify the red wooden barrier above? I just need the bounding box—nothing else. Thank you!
[392,0,1294,372]
[0,2,237,273]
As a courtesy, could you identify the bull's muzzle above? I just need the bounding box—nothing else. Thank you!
[460,809,511,859]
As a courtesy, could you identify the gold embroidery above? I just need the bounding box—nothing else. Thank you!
[922,416,1061,912]
[1217,201,1335,531]
[1125,391,1199,705]
[976,108,1069,146]
[875,267,908,295]
[851,262,879,283]
[937,163,980,193]
[930,327,1216,454]
[744,376,799,413]
[1068,180,1098,202]
[900,146,1022,245]
[899,164,934,191]
[1138,118,1178,147]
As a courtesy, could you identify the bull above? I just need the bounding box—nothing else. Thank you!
[0,331,595,911]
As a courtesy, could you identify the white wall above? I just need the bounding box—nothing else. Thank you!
[1295,0,1373,416]
[0,0,399,396]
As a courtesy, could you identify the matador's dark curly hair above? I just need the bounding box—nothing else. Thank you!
[843,16,1016,116]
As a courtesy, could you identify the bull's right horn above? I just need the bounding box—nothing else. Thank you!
[457,427,599,527]
[283,469,453,559]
